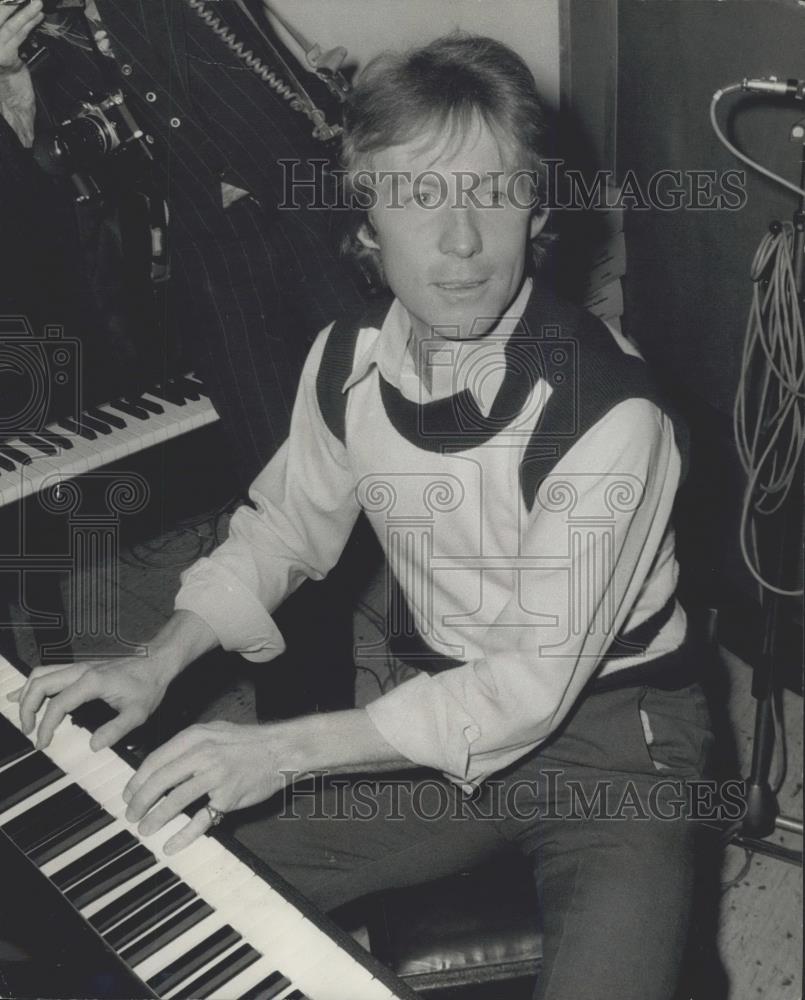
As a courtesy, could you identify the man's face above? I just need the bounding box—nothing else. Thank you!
[358,119,547,343]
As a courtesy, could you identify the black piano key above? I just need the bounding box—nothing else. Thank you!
[18,433,58,457]
[0,752,64,813]
[0,713,35,768]
[77,412,113,435]
[30,809,115,867]
[172,942,261,1000]
[174,376,203,401]
[0,453,17,472]
[109,399,149,420]
[240,971,293,1000]
[128,395,164,416]
[89,867,179,935]
[57,417,97,441]
[85,406,126,430]
[37,428,73,449]
[146,924,241,995]
[149,383,186,406]
[52,829,139,890]
[3,782,96,848]
[118,896,213,968]
[105,880,195,951]
[66,844,156,909]
[286,993,306,1000]
[0,445,32,466]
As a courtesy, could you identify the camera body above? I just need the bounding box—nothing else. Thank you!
[33,91,148,180]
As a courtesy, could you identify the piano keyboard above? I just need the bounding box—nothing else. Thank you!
[0,656,413,1000]
[0,376,219,509]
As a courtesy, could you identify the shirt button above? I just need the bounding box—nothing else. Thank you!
[145,91,157,103]
[120,64,133,76]
[170,117,182,128]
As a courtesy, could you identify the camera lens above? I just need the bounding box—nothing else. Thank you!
[33,113,115,175]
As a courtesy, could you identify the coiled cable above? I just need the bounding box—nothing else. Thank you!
[184,0,341,141]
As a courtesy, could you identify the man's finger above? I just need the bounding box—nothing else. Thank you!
[17,664,88,734]
[125,752,200,824]
[137,774,210,838]
[90,709,145,752]
[0,1,41,33]
[163,804,218,856]
[35,673,102,748]
[123,727,204,804]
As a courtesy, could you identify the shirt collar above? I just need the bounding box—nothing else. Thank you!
[342,277,534,417]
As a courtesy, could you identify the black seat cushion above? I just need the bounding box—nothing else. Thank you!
[367,854,543,991]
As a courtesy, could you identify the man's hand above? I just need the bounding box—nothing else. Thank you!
[9,610,219,751]
[0,0,43,75]
[119,708,410,855]
[122,721,288,855]
[9,653,173,751]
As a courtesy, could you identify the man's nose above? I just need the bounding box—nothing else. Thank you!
[438,206,483,257]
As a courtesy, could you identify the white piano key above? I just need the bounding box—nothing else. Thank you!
[39,818,131,877]
[132,909,227,983]
[0,673,28,699]
[0,773,73,826]
[129,871,272,985]
[92,407,146,457]
[0,749,36,776]
[203,955,290,1000]
[159,939,247,1000]
[79,862,173,920]
[6,440,63,479]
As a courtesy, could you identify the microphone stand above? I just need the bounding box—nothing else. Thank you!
[741,114,804,842]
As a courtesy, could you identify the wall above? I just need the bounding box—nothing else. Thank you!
[266,0,561,107]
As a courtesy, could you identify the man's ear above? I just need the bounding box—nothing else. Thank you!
[356,219,380,251]
[529,206,550,240]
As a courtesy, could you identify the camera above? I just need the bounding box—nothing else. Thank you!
[0,317,81,436]
[32,91,147,178]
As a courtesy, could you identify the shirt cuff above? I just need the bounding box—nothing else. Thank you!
[174,558,286,663]
[364,673,482,786]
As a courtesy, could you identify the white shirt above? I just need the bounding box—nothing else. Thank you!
[176,279,686,788]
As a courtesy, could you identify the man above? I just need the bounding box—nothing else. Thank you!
[12,34,713,1000]
[0,0,370,717]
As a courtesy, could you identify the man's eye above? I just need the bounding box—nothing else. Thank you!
[412,188,439,207]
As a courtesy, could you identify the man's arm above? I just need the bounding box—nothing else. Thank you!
[0,1,42,147]
[174,323,362,662]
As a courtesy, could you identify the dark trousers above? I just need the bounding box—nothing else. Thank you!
[233,680,714,999]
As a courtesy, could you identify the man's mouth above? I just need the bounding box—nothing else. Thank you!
[433,279,488,291]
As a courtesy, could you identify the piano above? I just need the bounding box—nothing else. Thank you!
[0,655,416,999]
[0,373,219,510]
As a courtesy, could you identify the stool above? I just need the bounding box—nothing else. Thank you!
[365,854,542,993]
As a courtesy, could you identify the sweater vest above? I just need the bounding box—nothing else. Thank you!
[316,284,697,692]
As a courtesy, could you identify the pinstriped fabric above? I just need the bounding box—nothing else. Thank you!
[34,0,369,484]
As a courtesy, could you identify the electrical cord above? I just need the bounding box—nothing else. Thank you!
[710,84,805,199]
[732,222,804,597]
[183,0,341,141]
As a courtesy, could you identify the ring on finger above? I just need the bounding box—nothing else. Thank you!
[205,804,225,828]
